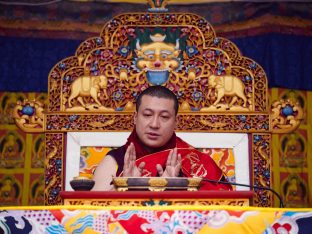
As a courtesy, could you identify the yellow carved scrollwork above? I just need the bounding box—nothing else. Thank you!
[87,119,115,128]
[199,116,228,128]
[12,99,44,133]
[271,99,303,133]
[44,146,58,201]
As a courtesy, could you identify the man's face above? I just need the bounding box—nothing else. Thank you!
[134,95,177,148]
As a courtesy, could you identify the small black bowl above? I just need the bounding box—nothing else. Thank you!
[70,178,95,191]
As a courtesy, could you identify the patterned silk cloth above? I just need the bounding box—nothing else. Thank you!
[1,206,311,233]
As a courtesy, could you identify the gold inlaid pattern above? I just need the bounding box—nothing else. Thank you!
[148,178,168,187]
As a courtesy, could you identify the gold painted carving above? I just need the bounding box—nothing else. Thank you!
[45,13,269,113]
[87,119,115,128]
[188,177,202,187]
[252,133,272,207]
[148,0,168,9]
[204,74,250,111]
[148,178,168,187]
[113,177,128,187]
[12,99,44,133]
[199,116,228,128]
[135,35,181,73]
[46,114,133,131]
[271,99,303,133]
[66,68,114,112]
[45,133,64,205]
[64,198,249,206]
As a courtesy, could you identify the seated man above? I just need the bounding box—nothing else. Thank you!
[92,85,232,191]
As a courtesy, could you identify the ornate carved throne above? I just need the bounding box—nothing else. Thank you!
[13,2,302,206]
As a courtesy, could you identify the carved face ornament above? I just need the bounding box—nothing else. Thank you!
[134,34,181,85]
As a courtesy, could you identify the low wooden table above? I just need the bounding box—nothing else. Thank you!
[60,191,254,206]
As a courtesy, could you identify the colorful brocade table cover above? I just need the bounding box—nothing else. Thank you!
[0,205,311,234]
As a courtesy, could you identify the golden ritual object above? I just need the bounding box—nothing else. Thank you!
[113,177,202,192]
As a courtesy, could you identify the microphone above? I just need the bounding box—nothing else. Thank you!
[200,177,284,208]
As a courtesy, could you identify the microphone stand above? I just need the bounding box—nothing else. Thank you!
[201,178,284,208]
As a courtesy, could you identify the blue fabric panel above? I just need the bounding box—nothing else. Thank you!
[233,34,312,91]
[0,36,81,92]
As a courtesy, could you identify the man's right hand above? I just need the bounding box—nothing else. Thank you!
[123,143,145,177]
[156,148,181,177]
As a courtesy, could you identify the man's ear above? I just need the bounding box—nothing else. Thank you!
[134,111,138,125]
[174,115,178,128]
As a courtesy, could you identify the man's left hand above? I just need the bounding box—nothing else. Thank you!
[156,148,181,177]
